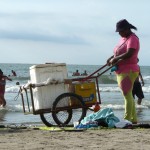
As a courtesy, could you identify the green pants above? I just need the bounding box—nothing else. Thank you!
[116,71,139,123]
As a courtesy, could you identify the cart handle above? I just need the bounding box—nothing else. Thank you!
[71,59,122,82]
[85,64,107,79]
[84,59,122,80]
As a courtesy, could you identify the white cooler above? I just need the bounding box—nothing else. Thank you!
[29,63,69,111]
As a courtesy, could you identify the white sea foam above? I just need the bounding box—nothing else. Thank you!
[99,85,150,93]
[99,87,120,92]
[5,86,20,93]
[143,76,150,80]
[101,104,149,110]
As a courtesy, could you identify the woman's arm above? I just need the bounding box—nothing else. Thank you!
[110,48,135,65]
[3,75,12,81]
[139,71,144,86]
[6,76,12,81]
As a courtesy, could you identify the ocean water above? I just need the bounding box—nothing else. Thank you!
[0,63,150,125]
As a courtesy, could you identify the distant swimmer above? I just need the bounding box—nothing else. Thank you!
[0,69,12,107]
[81,70,88,76]
[11,70,17,76]
[72,70,80,76]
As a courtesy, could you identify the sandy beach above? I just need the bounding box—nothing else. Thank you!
[0,126,150,150]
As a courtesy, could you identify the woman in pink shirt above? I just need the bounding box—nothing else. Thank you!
[107,19,140,124]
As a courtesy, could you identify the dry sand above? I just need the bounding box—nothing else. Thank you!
[0,127,150,150]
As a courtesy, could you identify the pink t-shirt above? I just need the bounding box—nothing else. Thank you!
[114,33,140,74]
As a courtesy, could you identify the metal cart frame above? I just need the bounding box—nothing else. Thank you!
[19,63,114,127]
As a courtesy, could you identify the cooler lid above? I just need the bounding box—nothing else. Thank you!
[30,63,66,69]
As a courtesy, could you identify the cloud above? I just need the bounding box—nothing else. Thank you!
[0,29,89,45]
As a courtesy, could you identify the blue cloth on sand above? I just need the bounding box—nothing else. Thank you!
[79,108,120,128]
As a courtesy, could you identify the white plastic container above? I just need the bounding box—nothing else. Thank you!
[29,63,69,111]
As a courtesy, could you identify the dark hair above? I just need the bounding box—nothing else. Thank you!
[116,19,137,32]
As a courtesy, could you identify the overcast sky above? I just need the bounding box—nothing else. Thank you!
[0,0,149,65]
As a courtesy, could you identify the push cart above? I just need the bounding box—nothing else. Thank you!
[19,63,114,127]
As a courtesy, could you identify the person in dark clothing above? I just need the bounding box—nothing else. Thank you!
[132,59,144,105]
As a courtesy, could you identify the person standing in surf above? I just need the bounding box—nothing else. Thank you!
[132,58,144,105]
[11,70,17,76]
[0,69,12,107]
[107,19,140,124]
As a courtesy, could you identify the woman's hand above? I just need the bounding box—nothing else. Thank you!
[109,57,119,65]
[107,55,114,66]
